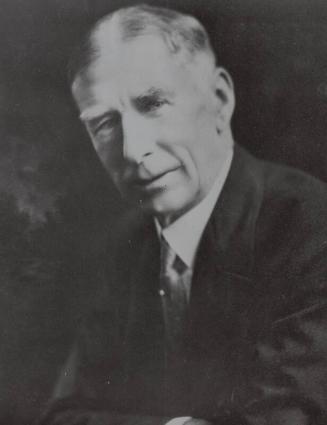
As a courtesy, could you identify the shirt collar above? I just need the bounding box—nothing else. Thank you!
[155,147,233,269]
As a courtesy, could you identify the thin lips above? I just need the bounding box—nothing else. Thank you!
[130,167,179,186]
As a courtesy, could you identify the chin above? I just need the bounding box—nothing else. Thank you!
[144,190,198,223]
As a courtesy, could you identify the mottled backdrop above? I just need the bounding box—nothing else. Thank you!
[0,0,327,423]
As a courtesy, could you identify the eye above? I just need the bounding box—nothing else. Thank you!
[93,114,121,136]
[136,96,169,113]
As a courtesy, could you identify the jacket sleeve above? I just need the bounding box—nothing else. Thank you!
[225,243,327,425]
[226,178,327,425]
[242,296,327,425]
[38,322,170,425]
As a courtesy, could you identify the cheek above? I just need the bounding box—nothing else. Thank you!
[164,100,212,142]
[91,131,123,170]
[160,114,196,149]
[163,106,217,190]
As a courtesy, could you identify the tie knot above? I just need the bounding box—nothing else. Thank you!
[160,236,187,276]
[172,254,187,275]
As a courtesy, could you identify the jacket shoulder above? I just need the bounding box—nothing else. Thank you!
[254,157,327,277]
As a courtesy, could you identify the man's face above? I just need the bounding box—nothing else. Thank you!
[73,35,225,223]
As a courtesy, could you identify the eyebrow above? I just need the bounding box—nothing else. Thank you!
[134,87,172,102]
[79,107,115,123]
[79,86,173,122]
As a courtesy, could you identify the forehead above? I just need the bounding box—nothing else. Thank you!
[72,35,200,115]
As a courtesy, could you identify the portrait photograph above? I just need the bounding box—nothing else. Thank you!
[0,1,326,424]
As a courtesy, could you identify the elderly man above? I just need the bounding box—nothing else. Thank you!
[41,4,327,425]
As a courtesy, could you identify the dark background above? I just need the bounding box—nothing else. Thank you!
[0,0,327,423]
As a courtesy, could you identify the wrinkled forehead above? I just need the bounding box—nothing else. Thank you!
[72,34,192,105]
[71,28,216,122]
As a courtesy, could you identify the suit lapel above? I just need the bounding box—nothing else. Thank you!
[183,145,265,415]
[189,144,264,332]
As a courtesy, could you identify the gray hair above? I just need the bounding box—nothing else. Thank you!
[68,3,216,85]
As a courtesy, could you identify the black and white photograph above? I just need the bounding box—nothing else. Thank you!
[0,1,327,424]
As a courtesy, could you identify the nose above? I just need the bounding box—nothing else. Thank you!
[122,112,154,164]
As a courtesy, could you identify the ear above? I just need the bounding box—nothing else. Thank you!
[212,67,235,133]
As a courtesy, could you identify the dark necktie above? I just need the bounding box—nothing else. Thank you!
[159,236,191,355]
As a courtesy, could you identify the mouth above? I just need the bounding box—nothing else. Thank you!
[131,167,180,190]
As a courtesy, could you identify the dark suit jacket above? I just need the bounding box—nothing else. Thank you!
[40,145,327,425]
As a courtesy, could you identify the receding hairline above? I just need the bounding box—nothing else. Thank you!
[68,4,217,87]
